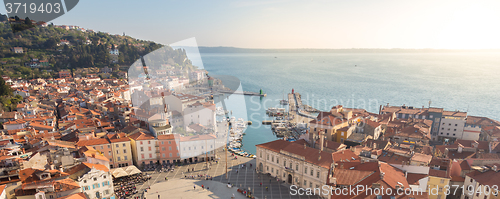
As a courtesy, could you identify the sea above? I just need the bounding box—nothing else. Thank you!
[200,52,500,154]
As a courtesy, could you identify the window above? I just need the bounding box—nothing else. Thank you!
[141,154,144,159]
[116,150,119,154]
[84,180,87,183]
[123,143,126,147]
[449,123,451,126]
[107,145,110,148]
[101,146,104,149]
[124,156,127,160]
[94,177,97,181]
[267,166,269,171]
[162,147,166,151]
[267,154,269,160]
[168,141,171,144]
[169,153,172,157]
[140,141,143,145]
[149,146,152,151]
[284,160,286,167]
[140,147,144,152]
[276,158,279,164]
[260,152,262,158]
[117,157,121,161]
[317,171,320,178]
[454,129,456,131]
[123,149,126,153]
[455,124,458,126]
[116,144,119,147]
[304,180,307,186]
[149,154,152,158]
[162,154,165,158]
[447,133,449,135]
[305,167,307,174]
[309,182,312,187]
[290,163,292,168]
[108,151,111,155]
[161,141,164,145]
[296,164,299,171]
[310,169,313,176]
[272,156,274,162]
[169,146,172,151]
[441,128,444,130]
[148,141,151,144]
[271,168,274,172]
[201,146,204,149]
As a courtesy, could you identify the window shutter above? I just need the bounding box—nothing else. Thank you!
[92,184,95,189]
[102,182,105,187]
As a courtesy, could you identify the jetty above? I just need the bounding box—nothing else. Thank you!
[217,89,266,97]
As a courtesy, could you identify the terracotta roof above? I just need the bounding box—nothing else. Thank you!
[466,169,500,187]
[406,173,428,185]
[128,131,155,141]
[76,138,110,147]
[256,139,334,169]
[332,169,374,185]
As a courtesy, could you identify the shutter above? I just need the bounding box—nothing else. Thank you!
[102,182,105,187]
[92,184,95,189]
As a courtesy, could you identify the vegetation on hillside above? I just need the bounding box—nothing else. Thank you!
[0,13,197,80]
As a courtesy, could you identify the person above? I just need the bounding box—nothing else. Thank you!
[266,187,268,191]
[202,185,204,189]
[207,186,209,190]
[194,185,196,190]
[157,195,160,199]
[260,182,262,186]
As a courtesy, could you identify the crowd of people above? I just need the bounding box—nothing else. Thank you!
[114,173,151,199]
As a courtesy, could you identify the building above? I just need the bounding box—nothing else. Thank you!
[59,71,72,79]
[108,133,133,168]
[11,47,23,53]
[157,134,181,164]
[256,139,335,198]
[179,134,216,163]
[128,131,157,166]
[66,163,114,199]
[462,165,500,199]
[76,138,115,168]
[438,111,467,142]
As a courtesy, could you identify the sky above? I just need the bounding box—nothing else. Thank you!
[2,0,500,49]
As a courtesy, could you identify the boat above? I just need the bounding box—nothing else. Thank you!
[280,90,288,105]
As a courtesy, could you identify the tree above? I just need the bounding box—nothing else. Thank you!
[25,17,32,25]
[0,78,12,96]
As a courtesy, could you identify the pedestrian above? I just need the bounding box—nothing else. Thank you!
[207,186,209,190]
[202,185,204,189]
[194,185,196,190]
[158,194,160,199]
[260,182,262,186]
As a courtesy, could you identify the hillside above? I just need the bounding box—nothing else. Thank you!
[0,13,194,79]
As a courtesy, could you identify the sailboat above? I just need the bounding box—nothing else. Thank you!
[280,89,288,105]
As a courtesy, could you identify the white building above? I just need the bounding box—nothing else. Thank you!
[461,165,500,199]
[179,134,216,163]
[66,163,114,199]
[183,102,216,129]
[438,111,467,141]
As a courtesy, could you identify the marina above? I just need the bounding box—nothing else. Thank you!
[225,116,256,158]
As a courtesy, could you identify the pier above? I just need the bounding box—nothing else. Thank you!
[289,92,317,119]
[217,90,267,97]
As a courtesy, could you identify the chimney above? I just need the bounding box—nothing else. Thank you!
[340,163,344,169]
[319,130,325,151]
[380,172,385,180]
[493,165,498,172]
[304,143,306,149]
[318,155,321,161]
[373,143,377,150]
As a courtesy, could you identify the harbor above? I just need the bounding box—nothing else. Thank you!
[262,89,318,141]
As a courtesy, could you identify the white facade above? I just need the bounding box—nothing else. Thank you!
[135,139,157,165]
[77,167,114,199]
[438,116,466,140]
[179,137,216,161]
[255,147,330,198]
[183,104,216,129]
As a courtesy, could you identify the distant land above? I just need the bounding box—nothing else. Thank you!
[198,46,500,53]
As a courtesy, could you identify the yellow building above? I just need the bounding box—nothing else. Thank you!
[335,126,351,143]
[108,133,133,168]
[427,158,452,199]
